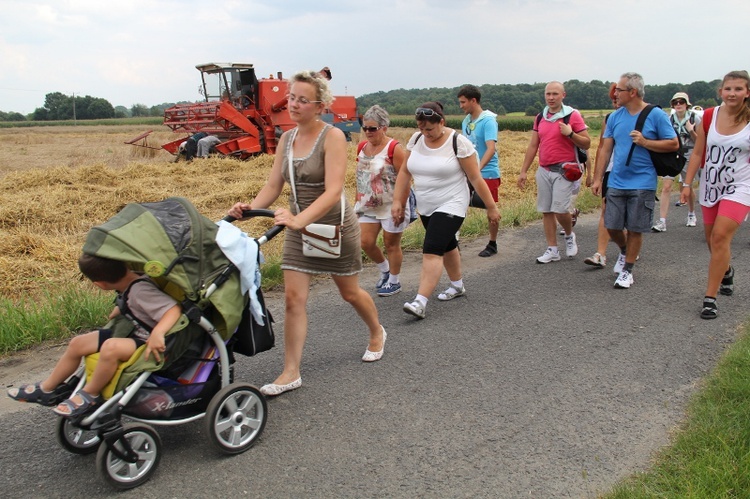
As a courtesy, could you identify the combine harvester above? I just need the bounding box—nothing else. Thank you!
[128,63,360,159]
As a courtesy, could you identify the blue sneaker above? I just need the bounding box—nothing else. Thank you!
[375,271,390,289]
[377,281,402,297]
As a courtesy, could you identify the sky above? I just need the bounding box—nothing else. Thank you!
[1,0,748,115]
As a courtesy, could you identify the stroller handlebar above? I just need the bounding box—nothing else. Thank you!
[221,209,285,243]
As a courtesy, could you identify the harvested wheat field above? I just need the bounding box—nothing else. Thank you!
[0,124,598,301]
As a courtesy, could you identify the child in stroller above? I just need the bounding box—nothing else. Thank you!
[7,253,182,418]
[7,197,279,490]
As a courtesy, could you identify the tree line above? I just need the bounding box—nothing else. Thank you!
[1,79,724,122]
[356,79,724,116]
[0,92,181,122]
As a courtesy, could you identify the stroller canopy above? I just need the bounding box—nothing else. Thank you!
[83,197,244,339]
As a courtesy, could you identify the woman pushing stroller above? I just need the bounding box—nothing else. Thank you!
[7,253,181,418]
[228,69,386,397]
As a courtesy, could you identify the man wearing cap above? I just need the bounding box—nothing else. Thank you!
[652,91,702,232]
[592,72,678,289]
[457,84,501,257]
[517,81,590,263]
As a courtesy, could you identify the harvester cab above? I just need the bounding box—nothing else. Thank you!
[127,63,361,160]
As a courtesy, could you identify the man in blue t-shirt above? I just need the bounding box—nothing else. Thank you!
[458,84,500,257]
[592,72,678,290]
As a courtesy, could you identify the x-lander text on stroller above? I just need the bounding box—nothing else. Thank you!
[54,197,282,490]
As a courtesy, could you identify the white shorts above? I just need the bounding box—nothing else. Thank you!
[358,208,410,234]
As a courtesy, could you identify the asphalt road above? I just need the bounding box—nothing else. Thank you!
[1,197,748,498]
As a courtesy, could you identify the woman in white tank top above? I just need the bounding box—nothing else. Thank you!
[681,70,750,320]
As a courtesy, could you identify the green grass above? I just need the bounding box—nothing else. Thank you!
[605,320,750,497]
[0,264,287,354]
[0,117,164,128]
[0,284,112,354]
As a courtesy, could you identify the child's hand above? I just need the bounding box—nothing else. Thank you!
[108,306,121,320]
[144,334,166,362]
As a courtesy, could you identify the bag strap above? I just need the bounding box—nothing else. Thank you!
[356,140,367,157]
[536,112,572,129]
[115,276,157,333]
[413,132,458,156]
[387,139,399,162]
[358,139,398,163]
[625,105,656,166]
[699,106,715,166]
[287,128,344,225]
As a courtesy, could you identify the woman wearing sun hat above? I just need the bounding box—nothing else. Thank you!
[651,91,702,232]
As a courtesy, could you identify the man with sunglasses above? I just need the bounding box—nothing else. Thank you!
[518,81,591,264]
[458,84,501,257]
[592,72,678,289]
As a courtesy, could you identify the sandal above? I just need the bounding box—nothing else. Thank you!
[720,266,734,296]
[437,284,466,301]
[7,382,72,406]
[700,298,718,320]
[52,391,103,418]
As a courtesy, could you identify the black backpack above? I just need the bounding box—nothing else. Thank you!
[535,112,588,164]
[626,105,685,177]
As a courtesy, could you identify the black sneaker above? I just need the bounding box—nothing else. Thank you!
[478,244,498,257]
[700,298,718,320]
[720,266,734,296]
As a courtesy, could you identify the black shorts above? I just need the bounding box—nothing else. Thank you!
[97,329,145,351]
[420,211,465,256]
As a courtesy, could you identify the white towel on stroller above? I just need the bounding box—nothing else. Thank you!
[215,220,264,325]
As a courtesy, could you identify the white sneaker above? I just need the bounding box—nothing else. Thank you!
[536,248,561,264]
[651,220,667,232]
[584,252,607,268]
[614,270,634,289]
[686,214,697,227]
[613,253,626,274]
[564,233,578,257]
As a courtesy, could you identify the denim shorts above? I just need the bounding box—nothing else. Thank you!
[604,188,656,233]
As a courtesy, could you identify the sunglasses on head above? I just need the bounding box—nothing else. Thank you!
[415,107,442,118]
[361,125,382,133]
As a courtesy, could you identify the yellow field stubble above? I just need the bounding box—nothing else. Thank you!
[0,125,598,300]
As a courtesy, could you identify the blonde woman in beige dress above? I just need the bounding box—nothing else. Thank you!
[228,70,386,396]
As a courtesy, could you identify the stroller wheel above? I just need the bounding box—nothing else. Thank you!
[56,417,101,455]
[96,423,161,490]
[205,383,267,455]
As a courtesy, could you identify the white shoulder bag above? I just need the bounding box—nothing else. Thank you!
[287,128,345,259]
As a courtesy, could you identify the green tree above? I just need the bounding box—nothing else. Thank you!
[37,92,74,120]
[114,106,130,118]
[525,104,540,116]
[85,98,115,119]
[0,111,27,122]
[130,104,149,117]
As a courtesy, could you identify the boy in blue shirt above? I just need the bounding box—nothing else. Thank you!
[458,84,501,257]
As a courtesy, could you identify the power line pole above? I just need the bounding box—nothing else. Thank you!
[72,92,76,125]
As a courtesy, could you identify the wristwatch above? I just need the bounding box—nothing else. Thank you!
[567,131,574,138]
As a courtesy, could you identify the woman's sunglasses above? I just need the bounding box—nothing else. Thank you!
[361,126,382,133]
